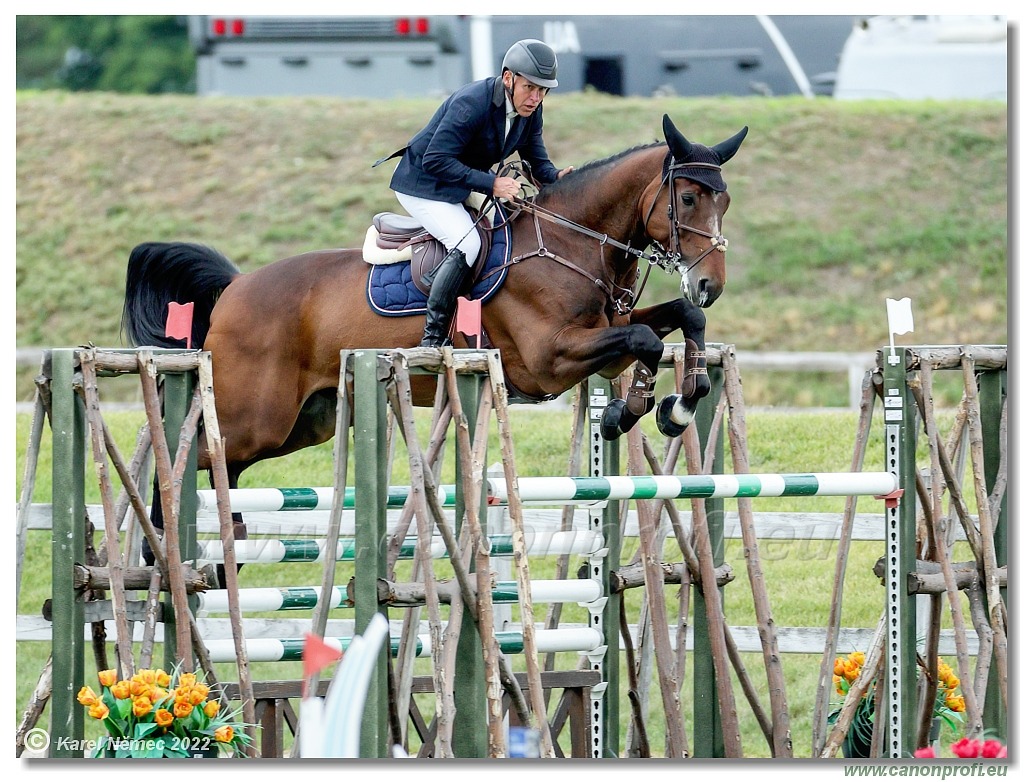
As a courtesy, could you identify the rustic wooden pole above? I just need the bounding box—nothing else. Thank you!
[680,423,741,756]
[378,360,532,731]
[913,362,945,748]
[386,394,452,574]
[543,384,586,676]
[721,346,792,757]
[113,423,152,575]
[394,378,449,750]
[486,351,556,758]
[197,352,257,752]
[926,399,984,561]
[960,353,1008,711]
[138,569,163,670]
[16,388,45,602]
[627,424,687,757]
[443,351,505,757]
[812,370,875,756]
[966,581,995,703]
[620,598,651,757]
[642,396,770,753]
[96,410,221,696]
[15,655,53,757]
[79,351,134,679]
[391,359,454,756]
[311,350,352,640]
[137,351,192,669]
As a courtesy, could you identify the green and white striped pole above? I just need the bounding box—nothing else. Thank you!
[198,472,897,513]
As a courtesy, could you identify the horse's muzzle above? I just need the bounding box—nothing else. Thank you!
[681,273,724,308]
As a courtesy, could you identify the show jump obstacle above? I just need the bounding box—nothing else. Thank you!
[22,342,1006,759]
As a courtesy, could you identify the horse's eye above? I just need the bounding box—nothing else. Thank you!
[680,193,696,208]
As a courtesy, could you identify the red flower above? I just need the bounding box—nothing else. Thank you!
[914,746,937,758]
[981,740,1007,758]
[950,738,982,758]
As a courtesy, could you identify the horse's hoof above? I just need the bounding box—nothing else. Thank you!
[656,394,693,438]
[600,398,627,440]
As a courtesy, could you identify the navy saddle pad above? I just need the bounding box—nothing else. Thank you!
[366,205,511,317]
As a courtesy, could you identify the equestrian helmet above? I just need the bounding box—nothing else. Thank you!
[501,39,558,88]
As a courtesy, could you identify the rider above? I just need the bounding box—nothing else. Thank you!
[384,38,574,347]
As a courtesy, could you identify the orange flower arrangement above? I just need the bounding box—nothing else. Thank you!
[77,666,255,758]
[829,652,967,757]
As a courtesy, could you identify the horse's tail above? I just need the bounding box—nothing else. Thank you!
[121,242,240,349]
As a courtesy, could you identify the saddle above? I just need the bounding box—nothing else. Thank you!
[363,206,494,296]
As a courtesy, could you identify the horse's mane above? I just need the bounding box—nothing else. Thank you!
[536,141,666,204]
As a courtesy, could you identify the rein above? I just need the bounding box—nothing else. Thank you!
[480,156,728,315]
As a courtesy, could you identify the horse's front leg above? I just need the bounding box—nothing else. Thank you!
[542,322,665,441]
[629,298,711,437]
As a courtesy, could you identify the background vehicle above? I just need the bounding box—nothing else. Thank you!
[832,15,1007,100]
[188,15,859,99]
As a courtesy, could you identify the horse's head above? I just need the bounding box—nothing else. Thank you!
[644,115,747,307]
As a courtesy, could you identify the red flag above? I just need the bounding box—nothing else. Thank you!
[166,301,195,349]
[455,297,482,348]
[303,633,342,680]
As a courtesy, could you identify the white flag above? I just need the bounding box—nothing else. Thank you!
[886,297,914,335]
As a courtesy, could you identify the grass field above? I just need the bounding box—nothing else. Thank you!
[16,400,981,758]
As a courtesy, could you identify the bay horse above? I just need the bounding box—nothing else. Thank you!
[122,114,746,548]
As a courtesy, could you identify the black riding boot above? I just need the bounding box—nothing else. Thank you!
[421,248,470,347]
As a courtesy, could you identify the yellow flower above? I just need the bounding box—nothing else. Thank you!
[135,669,158,686]
[151,687,170,704]
[844,665,861,683]
[132,696,154,718]
[204,700,220,718]
[833,658,847,677]
[943,673,960,691]
[213,725,233,744]
[130,679,151,699]
[155,708,175,728]
[156,670,171,688]
[77,686,99,707]
[849,651,866,667]
[945,693,966,713]
[111,681,131,700]
[88,702,109,720]
[98,669,118,688]
[178,672,198,689]
[173,698,194,719]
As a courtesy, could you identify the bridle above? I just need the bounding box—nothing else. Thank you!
[487,153,728,315]
[641,158,729,303]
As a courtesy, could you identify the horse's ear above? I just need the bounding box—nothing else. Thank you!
[662,114,693,160]
[711,126,749,165]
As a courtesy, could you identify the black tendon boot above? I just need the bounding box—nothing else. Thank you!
[420,248,471,347]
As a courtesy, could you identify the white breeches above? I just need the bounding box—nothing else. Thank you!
[394,191,481,266]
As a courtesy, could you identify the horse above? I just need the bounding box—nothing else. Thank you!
[122,113,746,553]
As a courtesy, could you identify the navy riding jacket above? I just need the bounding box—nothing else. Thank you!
[387,77,559,204]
